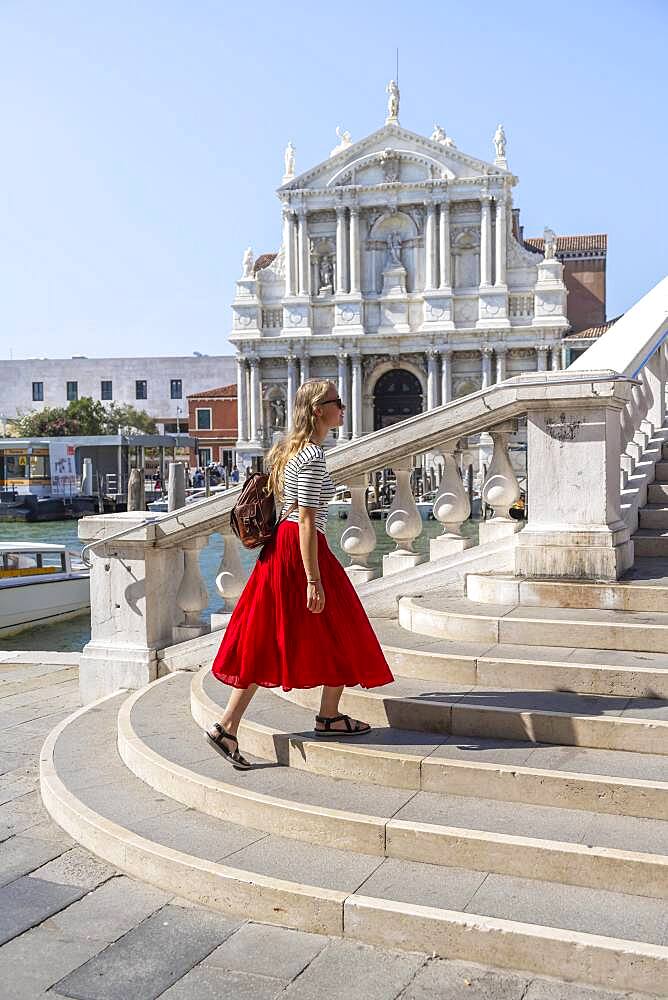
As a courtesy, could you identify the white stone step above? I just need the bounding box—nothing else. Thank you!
[277,670,668,756]
[122,674,668,900]
[399,593,668,653]
[372,618,668,698]
[648,483,668,503]
[39,688,668,994]
[193,670,668,821]
[653,461,668,481]
[639,506,668,530]
[465,571,668,614]
[633,531,668,558]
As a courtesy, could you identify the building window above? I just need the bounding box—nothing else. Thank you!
[135,380,147,400]
[32,382,44,402]
[101,380,113,401]
[170,379,182,399]
[196,408,212,430]
[198,447,212,466]
[66,381,78,402]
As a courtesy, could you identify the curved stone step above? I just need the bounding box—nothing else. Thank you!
[465,571,668,615]
[373,618,668,699]
[399,593,668,653]
[39,688,668,994]
[277,672,668,756]
[194,669,668,822]
[122,674,668,898]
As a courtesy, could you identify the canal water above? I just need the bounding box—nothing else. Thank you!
[0,515,479,654]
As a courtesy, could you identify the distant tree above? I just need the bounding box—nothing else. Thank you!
[102,404,156,435]
[15,398,156,437]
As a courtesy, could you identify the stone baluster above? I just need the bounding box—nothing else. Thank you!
[383,457,426,576]
[480,195,492,287]
[536,345,549,372]
[212,529,249,628]
[439,200,451,289]
[337,351,350,440]
[173,535,210,642]
[425,202,436,290]
[286,354,298,429]
[645,346,666,431]
[430,441,473,559]
[297,209,310,297]
[249,356,261,443]
[350,351,362,439]
[639,366,656,438]
[282,209,296,297]
[620,402,635,489]
[481,346,493,389]
[441,348,453,404]
[236,355,249,442]
[479,425,522,544]
[427,349,439,409]
[335,205,348,295]
[495,347,507,383]
[494,195,507,286]
[349,207,361,295]
[340,475,378,585]
[631,381,650,452]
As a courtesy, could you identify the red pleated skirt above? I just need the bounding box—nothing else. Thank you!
[211,519,395,691]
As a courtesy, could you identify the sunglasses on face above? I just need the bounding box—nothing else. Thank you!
[317,396,344,409]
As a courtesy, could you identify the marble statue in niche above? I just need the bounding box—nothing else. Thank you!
[319,255,334,292]
[270,398,286,428]
[386,231,404,267]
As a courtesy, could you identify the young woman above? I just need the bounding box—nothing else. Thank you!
[207,378,395,768]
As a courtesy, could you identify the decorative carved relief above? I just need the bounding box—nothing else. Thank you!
[546,411,582,444]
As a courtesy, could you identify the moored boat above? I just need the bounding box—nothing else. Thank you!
[0,543,90,636]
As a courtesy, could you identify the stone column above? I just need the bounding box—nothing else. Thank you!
[335,206,348,295]
[236,355,249,442]
[551,345,561,371]
[297,210,310,297]
[286,354,298,429]
[349,206,361,295]
[427,349,439,409]
[337,351,350,440]
[299,351,310,384]
[249,356,261,443]
[439,200,451,289]
[481,346,493,389]
[282,209,296,297]
[440,349,453,404]
[495,196,507,287]
[536,345,549,372]
[495,347,507,383]
[480,196,492,287]
[425,202,437,290]
[350,351,362,439]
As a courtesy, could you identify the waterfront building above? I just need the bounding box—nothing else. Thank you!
[230,85,607,476]
[0,355,235,434]
[186,385,238,469]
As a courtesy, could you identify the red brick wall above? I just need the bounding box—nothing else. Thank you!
[188,395,238,465]
[562,258,606,333]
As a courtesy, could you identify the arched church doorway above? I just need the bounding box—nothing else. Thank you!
[373,369,423,430]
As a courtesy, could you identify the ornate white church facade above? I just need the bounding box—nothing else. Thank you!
[230,84,569,473]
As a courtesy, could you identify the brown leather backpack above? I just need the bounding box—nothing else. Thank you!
[229,472,297,549]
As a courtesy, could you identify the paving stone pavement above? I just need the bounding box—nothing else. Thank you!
[0,661,662,1000]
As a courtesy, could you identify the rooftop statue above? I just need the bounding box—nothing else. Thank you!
[283,141,295,179]
[386,79,400,123]
[431,124,456,147]
[330,126,352,157]
[242,246,254,278]
[494,123,507,161]
[543,227,557,260]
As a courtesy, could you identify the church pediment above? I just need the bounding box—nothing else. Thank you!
[279,124,510,194]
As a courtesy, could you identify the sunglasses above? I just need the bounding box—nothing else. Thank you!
[317,396,344,409]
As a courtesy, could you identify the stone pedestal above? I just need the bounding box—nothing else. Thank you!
[382,549,427,576]
[381,265,407,296]
[346,565,378,586]
[516,394,633,580]
[429,534,474,559]
[232,277,260,334]
[479,518,523,544]
[282,298,312,336]
[477,289,509,330]
[533,258,568,329]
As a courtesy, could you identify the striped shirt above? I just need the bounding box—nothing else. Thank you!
[280,443,337,534]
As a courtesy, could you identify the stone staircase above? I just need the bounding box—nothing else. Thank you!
[41,571,668,996]
[634,441,668,557]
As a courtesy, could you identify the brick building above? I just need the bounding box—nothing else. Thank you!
[187,385,238,470]
[522,233,607,333]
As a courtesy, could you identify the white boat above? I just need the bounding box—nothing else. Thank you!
[0,542,90,636]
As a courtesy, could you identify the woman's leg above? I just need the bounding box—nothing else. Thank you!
[211,684,258,752]
[315,685,369,731]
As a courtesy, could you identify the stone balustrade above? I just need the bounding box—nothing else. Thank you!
[78,278,668,704]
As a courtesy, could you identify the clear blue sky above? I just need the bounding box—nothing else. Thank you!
[1,0,666,360]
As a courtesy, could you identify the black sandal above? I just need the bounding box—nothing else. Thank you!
[206,722,252,769]
[313,714,371,738]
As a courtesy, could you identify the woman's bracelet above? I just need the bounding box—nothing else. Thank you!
[307,577,321,584]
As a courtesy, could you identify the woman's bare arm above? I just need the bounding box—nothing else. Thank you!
[298,506,325,613]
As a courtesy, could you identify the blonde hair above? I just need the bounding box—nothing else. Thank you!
[266,378,334,500]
